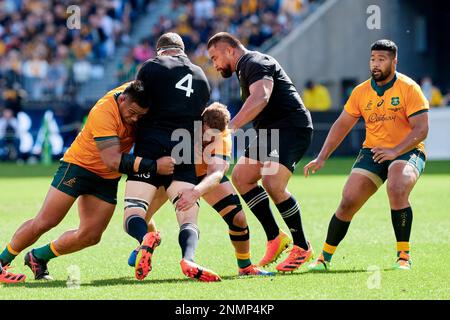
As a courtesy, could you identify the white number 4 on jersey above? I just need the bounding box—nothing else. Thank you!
[175,74,194,97]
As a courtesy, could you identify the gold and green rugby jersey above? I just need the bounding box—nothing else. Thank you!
[344,72,429,152]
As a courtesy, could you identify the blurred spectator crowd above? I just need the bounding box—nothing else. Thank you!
[0,0,152,102]
[1,0,450,164]
[119,0,324,106]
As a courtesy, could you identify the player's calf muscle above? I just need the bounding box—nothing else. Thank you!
[31,217,58,235]
[9,220,41,251]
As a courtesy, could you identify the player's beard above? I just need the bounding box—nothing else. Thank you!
[371,68,391,82]
[220,64,233,78]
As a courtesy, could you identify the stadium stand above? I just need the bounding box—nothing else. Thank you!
[0,0,324,162]
[0,0,155,161]
[0,0,153,102]
[121,0,324,115]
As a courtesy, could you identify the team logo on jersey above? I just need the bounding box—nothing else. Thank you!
[391,97,400,106]
[376,99,384,108]
[365,101,373,111]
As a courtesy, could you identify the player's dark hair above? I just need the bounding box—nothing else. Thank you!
[122,80,149,109]
[371,39,398,58]
[207,32,242,49]
[202,102,231,131]
[156,32,185,51]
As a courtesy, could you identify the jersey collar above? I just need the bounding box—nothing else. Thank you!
[114,91,122,105]
[235,52,248,77]
[371,72,397,96]
[113,91,124,114]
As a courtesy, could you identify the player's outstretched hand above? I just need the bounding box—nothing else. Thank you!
[176,188,201,212]
[303,158,325,177]
[156,156,175,175]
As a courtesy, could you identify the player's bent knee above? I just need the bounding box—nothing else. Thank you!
[337,195,360,218]
[338,200,356,214]
[262,176,282,191]
[231,170,245,191]
[387,183,410,201]
[232,165,259,191]
[232,211,248,229]
[215,197,249,241]
[212,194,242,217]
[223,206,249,241]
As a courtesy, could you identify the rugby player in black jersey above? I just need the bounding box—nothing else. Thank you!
[207,32,314,272]
[124,33,220,282]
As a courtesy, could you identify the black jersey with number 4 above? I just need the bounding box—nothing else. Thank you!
[136,54,210,133]
[236,51,312,130]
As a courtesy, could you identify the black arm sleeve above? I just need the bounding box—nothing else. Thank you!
[138,157,157,175]
[118,153,135,175]
[118,154,157,175]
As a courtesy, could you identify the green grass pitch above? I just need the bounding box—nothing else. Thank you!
[0,159,449,300]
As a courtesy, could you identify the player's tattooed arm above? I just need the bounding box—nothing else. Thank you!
[95,136,124,171]
[95,136,121,151]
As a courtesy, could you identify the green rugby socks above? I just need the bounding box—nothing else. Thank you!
[0,244,19,265]
[33,242,60,261]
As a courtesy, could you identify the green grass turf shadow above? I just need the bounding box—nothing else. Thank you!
[276,269,369,275]
[7,270,375,289]
[8,275,250,288]
[1,159,449,177]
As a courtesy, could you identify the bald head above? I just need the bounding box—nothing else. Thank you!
[156,32,185,54]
